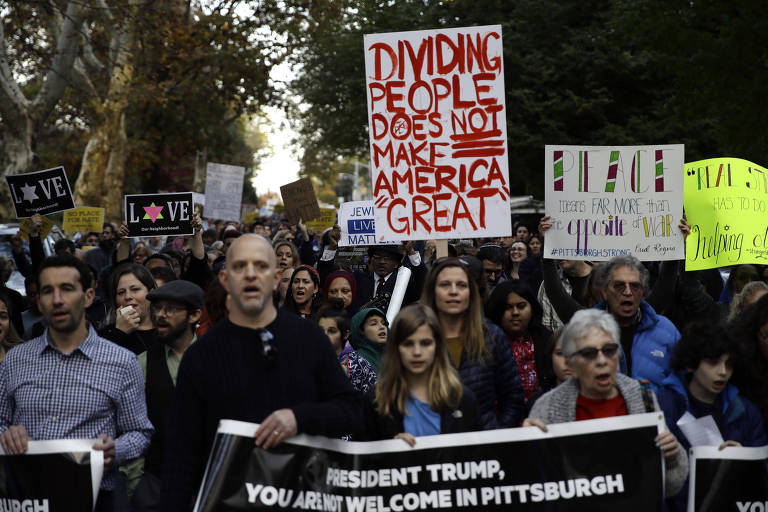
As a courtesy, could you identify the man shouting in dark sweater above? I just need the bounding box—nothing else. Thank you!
[161,234,363,511]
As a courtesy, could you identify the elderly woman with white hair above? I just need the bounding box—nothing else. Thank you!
[523,309,688,497]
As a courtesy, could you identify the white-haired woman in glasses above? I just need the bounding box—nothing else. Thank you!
[523,309,688,498]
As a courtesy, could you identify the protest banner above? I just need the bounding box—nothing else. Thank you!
[280,178,321,223]
[688,445,768,512]
[5,167,75,218]
[338,201,396,247]
[0,439,104,511]
[204,162,245,221]
[544,145,684,261]
[194,414,664,512]
[124,192,193,238]
[244,212,260,225]
[306,208,337,232]
[683,158,768,270]
[63,207,105,233]
[19,215,54,242]
[364,25,512,242]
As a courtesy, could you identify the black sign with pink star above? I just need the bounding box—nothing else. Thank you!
[124,192,194,237]
[5,166,75,218]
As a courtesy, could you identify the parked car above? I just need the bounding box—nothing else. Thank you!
[0,223,66,296]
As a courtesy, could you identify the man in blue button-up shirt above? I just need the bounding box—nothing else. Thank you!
[0,255,153,511]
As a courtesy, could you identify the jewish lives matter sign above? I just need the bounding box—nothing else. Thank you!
[544,145,684,261]
[688,446,768,512]
[338,201,395,247]
[194,415,664,511]
[0,439,104,511]
[364,25,512,242]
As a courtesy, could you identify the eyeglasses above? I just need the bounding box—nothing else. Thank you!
[150,303,188,316]
[610,281,643,294]
[569,343,620,360]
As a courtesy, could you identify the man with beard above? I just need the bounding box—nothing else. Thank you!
[85,222,118,276]
[127,280,203,511]
[0,255,153,510]
[162,235,363,510]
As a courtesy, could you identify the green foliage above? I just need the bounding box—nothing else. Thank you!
[279,0,764,198]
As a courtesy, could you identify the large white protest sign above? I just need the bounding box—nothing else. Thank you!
[544,145,684,261]
[204,162,244,221]
[364,25,512,242]
[339,200,396,246]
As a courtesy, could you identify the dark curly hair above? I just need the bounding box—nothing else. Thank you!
[671,321,739,373]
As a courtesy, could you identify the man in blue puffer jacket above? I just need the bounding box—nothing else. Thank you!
[594,255,680,388]
[656,321,766,512]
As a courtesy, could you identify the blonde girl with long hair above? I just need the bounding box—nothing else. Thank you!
[366,304,479,446]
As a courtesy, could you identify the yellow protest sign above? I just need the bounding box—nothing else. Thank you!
[306,208,336,231]
[63,207,105,233]
[684,158,768,270]
[19,216,54,241]
[243,212,259,225]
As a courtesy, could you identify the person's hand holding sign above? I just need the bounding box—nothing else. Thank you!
[328,224,341,250]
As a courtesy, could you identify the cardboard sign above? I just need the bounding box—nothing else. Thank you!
[204,162,244,221]
[19,216,55,242]
[195,414,664,511]
[280,177,321,222]
[544,145,685,261]
[683,158,768,270]
[5,166,75,218]
[338,200,396,246]
[364,25,512,242]
[63,207,105,233]
[124,192,193,238]
[305,208,336,231]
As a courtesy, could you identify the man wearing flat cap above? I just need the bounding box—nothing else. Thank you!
[128,279,204,511]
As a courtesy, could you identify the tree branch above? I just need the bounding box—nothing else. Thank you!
[31,0,87,124]
[0,15,29,118]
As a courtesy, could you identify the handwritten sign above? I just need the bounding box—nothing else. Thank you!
[5,166,75,218]
[63,207,105,233]
[280,177,321,222]
[204,162,244,221]
[364,25,512,242]
[684,158,768,270]
[305,208,336,231]
[19,216,54,241]
[544,145,684,261]
[338,200,395,247]
[124,192,193,238]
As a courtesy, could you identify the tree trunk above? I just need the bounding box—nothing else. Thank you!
[0,114,37,218]
[73,13,136,222]
[103,112,128,221]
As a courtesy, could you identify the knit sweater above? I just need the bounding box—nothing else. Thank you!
[529,373,688,497]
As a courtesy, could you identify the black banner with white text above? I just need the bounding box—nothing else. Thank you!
[194,415,665,512]
[688,446,768,512]
[0,439,103,511]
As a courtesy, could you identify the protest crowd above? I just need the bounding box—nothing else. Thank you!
[0,206,766,511]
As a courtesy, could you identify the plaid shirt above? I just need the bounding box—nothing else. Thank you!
[0,326,153,490]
